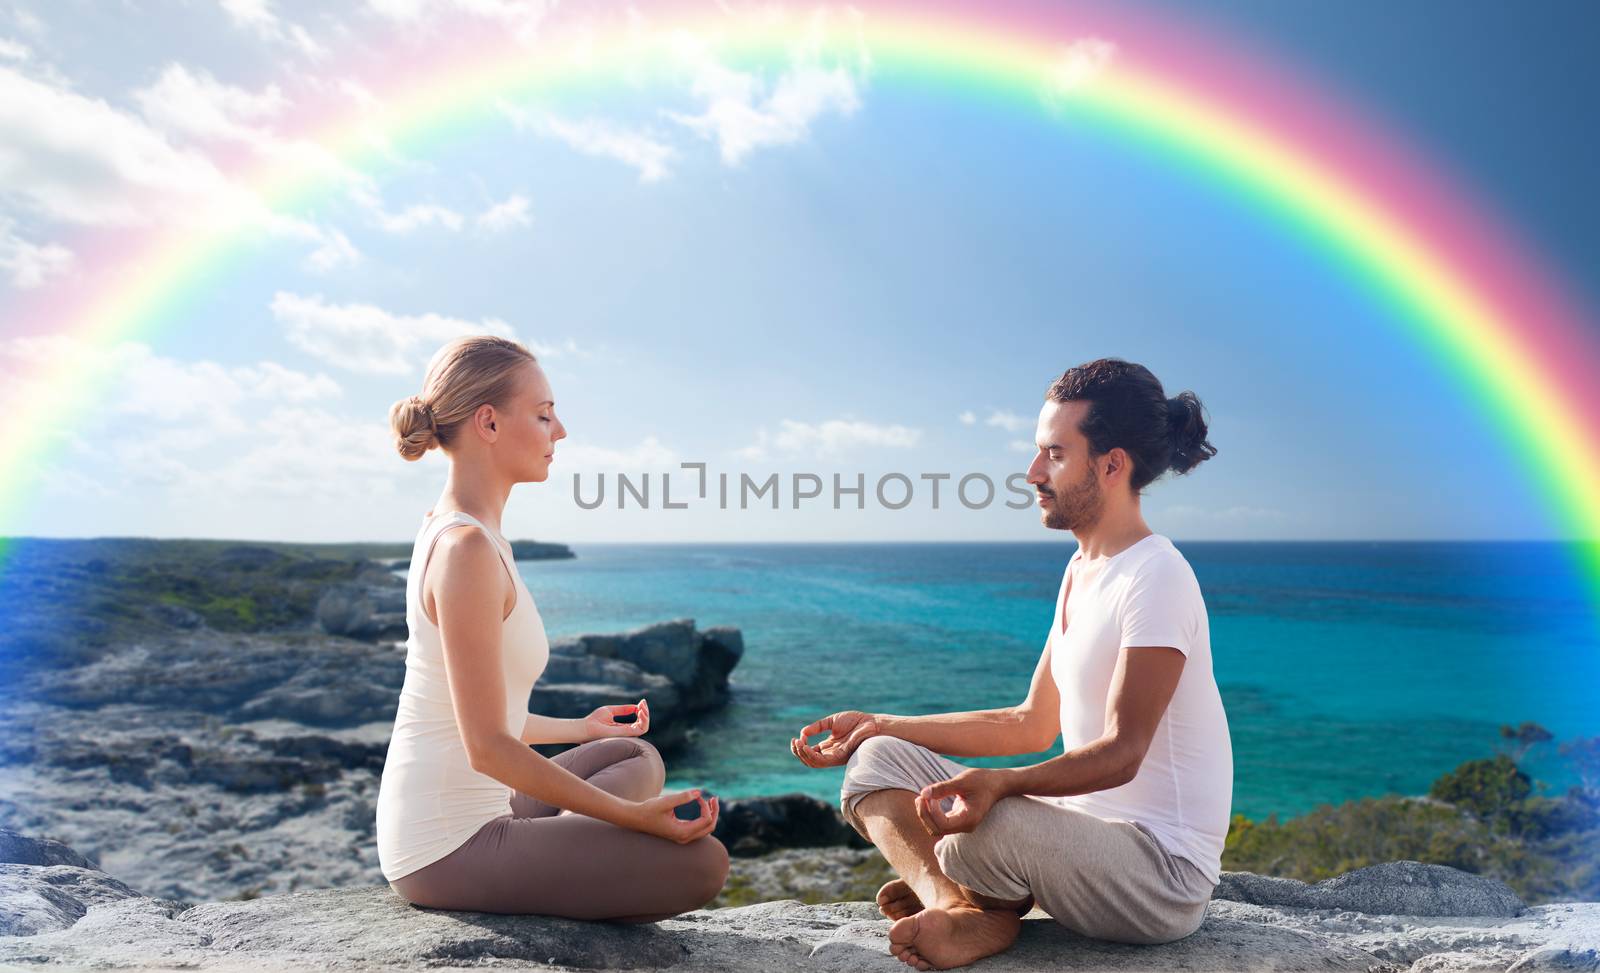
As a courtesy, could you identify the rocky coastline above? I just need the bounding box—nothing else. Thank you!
[2,536,1597,970]
[4,826,1598,971]
[0,537,752,905]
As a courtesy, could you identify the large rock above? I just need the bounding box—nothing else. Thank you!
[0,832,96,870]
[535,619,744,756]
[0,832,1595,972]
[552,619,743,707]
[713,793,871,857]
[0,863,148,937]
[1214,859,1526,918]
[22,630,401,724]
[314,562,409,641]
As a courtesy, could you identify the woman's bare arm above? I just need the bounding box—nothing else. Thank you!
[518,712,589,745]
[430,527,641,829]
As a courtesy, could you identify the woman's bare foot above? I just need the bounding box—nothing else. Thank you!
[887,903,1022,970]
[876,879,925,920]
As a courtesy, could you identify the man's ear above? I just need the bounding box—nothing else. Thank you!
[1105,447,1128,482]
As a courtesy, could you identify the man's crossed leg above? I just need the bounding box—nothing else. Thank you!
[841,735,1213,970]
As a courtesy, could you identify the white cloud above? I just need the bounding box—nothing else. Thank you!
[287,23,328,59]
[1010,439,1037,454]
[216,0,328,59]
[477,192,532,231]
[984,410,1031,433]
[218,0,278,33]
[271,291,519,375]
[34,465,118,500]
[119,357,342,425]
[0,217,71,288]
[197,405,413,498]
[0,334,427,502]
[337,78,379,108]
[0,65,354,266]
[501,103,675,183]
[75,404,417,499]
[132,65,357,195]
[538,337,587,360]
[668,59,860,165]
[1050,37,1117,95]
[305,228,360,272]
[0,36,28,60]
[374,201,464,233]
[663,9,869,165]
[133,63,287,144]
[0,65,240,226]
[365,0,549,43]
[958,410,977,426]
[366,0,423,18]
[350,182,464,233]
[10,7,43,37]
[738,418,921,461]
[0,335,342,447]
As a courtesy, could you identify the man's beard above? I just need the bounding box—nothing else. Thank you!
[1040,465,1103,531]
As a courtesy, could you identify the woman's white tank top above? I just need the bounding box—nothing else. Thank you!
[376,509,549,882]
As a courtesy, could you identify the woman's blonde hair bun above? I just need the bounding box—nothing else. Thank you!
[389,335,537,461]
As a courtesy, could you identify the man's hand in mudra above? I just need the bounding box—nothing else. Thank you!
[790,710,881,767]
[915,768,1005,836]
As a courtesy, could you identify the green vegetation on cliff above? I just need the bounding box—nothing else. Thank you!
[0,535,571,677]
[1223,722,1600,904]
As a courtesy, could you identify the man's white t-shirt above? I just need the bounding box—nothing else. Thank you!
[1046,533,1233,885]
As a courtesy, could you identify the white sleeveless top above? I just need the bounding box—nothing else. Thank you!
[376,509,550,882]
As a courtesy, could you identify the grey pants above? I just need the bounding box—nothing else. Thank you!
[388,737,729,922]
[840,735,1215,945]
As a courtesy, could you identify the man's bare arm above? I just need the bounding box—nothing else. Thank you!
[875,641,1062,757]
[991,645,1184,798]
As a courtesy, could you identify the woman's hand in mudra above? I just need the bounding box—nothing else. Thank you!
[585,698,649,739]
[629,789,720,844]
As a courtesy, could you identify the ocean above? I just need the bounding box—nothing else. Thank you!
[496,540,1598,821]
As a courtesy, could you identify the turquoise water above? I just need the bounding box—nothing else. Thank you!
[507,541,1598,821]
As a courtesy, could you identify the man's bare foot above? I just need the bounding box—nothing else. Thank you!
[876,879,925,920]
[887,903,1022,970]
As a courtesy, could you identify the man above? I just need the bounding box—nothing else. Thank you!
[791,359,1233,970]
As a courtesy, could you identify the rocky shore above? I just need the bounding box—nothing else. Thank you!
[0,538,747,905]
[4,827,1598,971]
[4,536,1597,970]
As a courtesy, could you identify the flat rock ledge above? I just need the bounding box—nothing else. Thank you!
[3,832,1597,973]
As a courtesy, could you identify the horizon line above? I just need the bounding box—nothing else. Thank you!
[7,534,1600,547]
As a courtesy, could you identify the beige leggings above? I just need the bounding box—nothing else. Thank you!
[388,737,729,922]
[840,735,1215,945]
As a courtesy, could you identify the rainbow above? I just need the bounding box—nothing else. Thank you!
[3,0,1598,594]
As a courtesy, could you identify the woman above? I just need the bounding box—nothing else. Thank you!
[376,334,728,921]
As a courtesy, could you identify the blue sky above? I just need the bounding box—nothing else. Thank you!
[1,0,1596,544]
